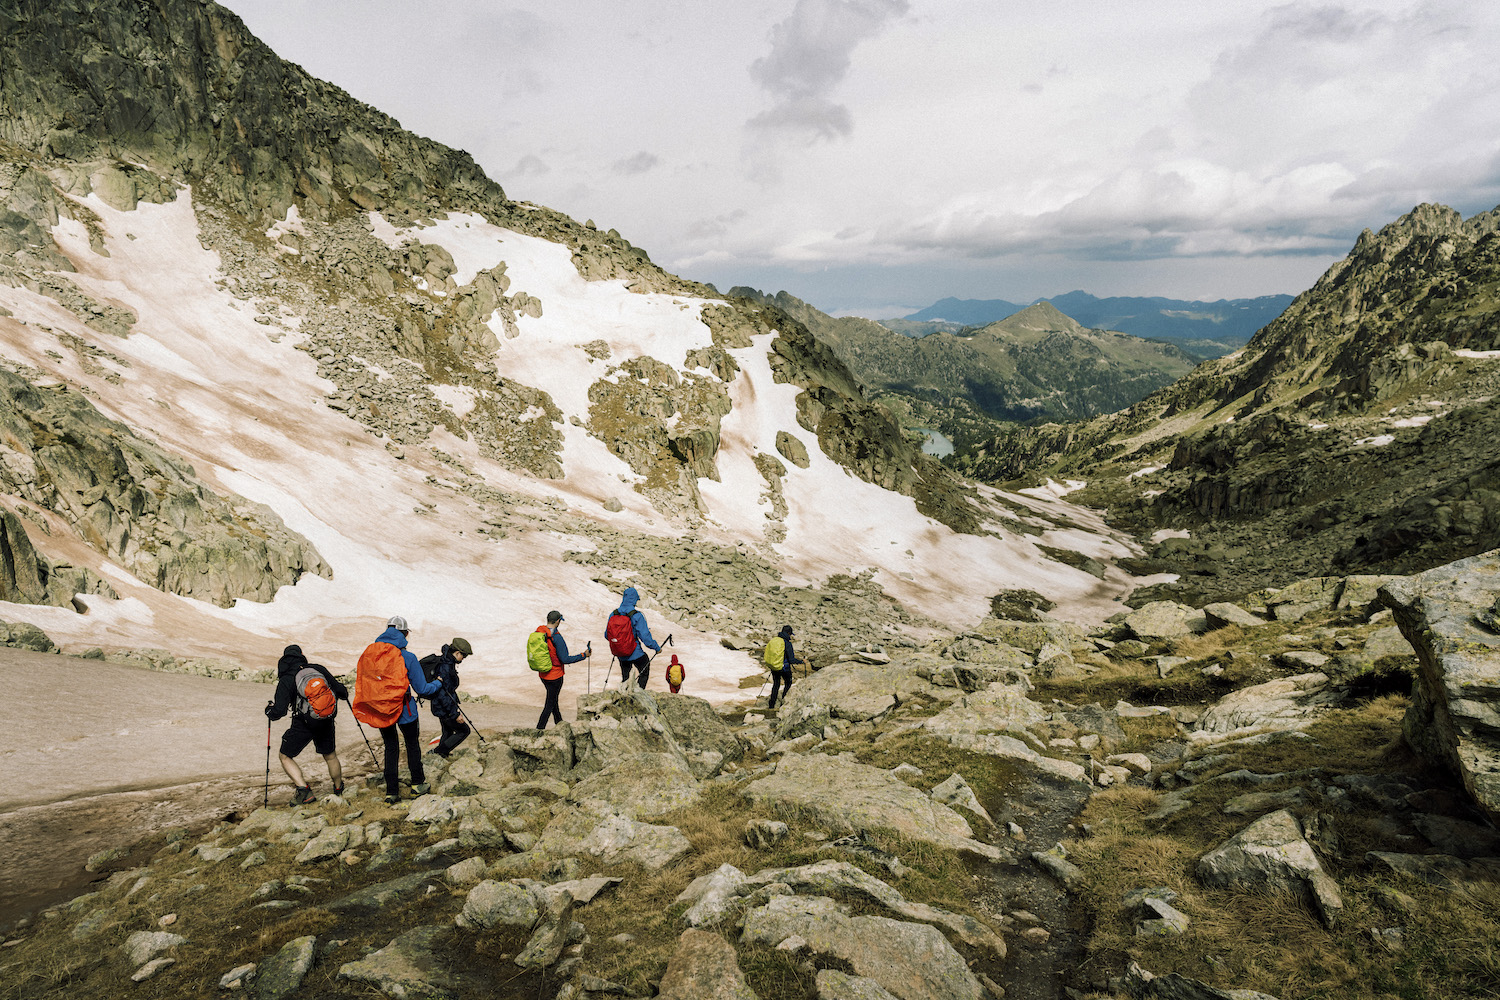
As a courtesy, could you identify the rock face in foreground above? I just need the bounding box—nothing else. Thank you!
[1382,550,1500,823]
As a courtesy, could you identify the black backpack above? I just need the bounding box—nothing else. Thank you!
[419,653,442,684]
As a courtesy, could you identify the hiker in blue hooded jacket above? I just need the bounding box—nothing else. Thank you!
[607,586,661,689]
[375,616,443,804]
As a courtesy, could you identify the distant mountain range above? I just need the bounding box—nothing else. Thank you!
[904,291,1296,356]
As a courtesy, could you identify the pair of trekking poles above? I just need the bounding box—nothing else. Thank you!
[263,696,487,808]
[591,634,673,696]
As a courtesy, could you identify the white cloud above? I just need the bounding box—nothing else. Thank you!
[611,151,661,176]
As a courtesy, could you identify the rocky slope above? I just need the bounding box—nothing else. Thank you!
[962,202,1500,606]
[4,549,1497,1000]
[0,0,1140,708]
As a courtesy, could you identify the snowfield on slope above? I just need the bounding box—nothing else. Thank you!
[0,191,1138,717]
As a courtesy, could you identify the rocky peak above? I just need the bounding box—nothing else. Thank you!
[977,300,1084,339]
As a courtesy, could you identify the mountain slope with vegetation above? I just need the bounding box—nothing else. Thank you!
[960,202,1500,605]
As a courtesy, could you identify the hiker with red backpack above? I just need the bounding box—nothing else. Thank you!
[264,644,348,804]
[352,616,444,804]
[606,587,662,689]
[529,610,589,730]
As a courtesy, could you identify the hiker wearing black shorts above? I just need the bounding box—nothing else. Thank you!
[425,638,473,757]
[265,644,348,804]
[767,624,804,711]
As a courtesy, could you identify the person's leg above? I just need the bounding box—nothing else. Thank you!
[400,719,425,787]
[310,721,341,792]
[537,678,560,729]
[767,671,784,709]
[619,657,633,686]
[278,752,306,786]
[782,668,794,697]
[549,679,564,725]
[636,659,650,689]
[380,724,400,797]
[279,719,314,792]
[323,753,344,791]
[437,716,470,755]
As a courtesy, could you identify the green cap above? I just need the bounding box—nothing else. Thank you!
[451,637,473,656]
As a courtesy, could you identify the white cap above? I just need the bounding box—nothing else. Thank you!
[387,615,409,630]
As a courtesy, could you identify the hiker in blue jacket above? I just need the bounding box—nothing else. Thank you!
[609,586,661,689]
[425,638,472,757]
[376,616,443,804]
[767,624,805,711]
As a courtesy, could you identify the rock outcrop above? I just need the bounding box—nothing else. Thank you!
[1382,550,1500,823]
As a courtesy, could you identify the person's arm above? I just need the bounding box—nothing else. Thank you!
[315,664,349,701]
[405,651,442,696]
[551,632,586,665]
[632,612,660,652]
[266,675,293,719]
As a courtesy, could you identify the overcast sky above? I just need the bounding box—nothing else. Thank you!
[221,1,1500,317]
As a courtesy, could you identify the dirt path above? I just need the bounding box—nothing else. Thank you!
[0,647,535,926]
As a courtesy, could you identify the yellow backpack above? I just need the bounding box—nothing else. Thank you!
[763,636,785,670]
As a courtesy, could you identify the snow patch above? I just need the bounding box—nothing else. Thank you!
[1018,479,1087,500]
[1128,464,1164,479]
[1150,529,1191,543]
[1454,349,1500,359]
[1390,415,1433,428]
[1354,434,1395,447]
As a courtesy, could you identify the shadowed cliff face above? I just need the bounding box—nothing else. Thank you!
[957,202,1500,605]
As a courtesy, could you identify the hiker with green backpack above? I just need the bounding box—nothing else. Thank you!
[529,610,590,730]
[264,644,348,804]
[764,624,805,711]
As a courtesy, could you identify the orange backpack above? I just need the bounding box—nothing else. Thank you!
[352,642,409,727]
[294,667,337,720]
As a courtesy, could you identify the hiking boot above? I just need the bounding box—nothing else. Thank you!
[410,782,430,796]
[384,793,402,805]
[291,786,316,805]
[332,782,345,796]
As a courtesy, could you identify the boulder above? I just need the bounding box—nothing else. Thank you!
[656,694,745,771]
[1196,809,1342,927]
[1124,961,1282,1000]
[406,796,475,825]
[1125,602,1204,641]
[537,799,692,870]
[295,824,362,863]
[745,819,789,849]
[338,926,458,1000]
[928,773,994,829]
[740,895,983,1000]
[657,928,760,1000]
[326,871,442,912]
[456,880,538,930]
[777,660,936,722]
[123,930,187,967]
[567,752,701,818]
[1195,674,1339,737]
[514,890,575,969]
[1202,603,1264,630]
[677,864,750,927]
[1266,577,1341,622]
[1336,574,1401,614]
[742,754,1001,860]
[1382,552,1500,823]
[1362,626,1415,662]
[253,935,315,1000]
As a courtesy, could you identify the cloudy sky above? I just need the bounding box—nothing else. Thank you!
[223,1,1500,317]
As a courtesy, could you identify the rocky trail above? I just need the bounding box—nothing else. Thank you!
[2,551,1497,999]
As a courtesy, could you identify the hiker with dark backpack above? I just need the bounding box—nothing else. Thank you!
[765,624,805,712]
[529,610,589,730]
[352,616,443,804]
[419,638,473,757]
[605,586,661,689]
[264,644,348,804]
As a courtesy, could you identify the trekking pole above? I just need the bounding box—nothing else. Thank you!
[456,706,489,746]
[639,635,673,689]
[604,654,614,694]
[586,642,593,696]
[263,707,273,809]
[346,699,381,770]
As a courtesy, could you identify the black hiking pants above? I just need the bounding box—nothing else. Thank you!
[379,719,424,796]
[768,668,793,710]
[620,651,650,689]
[538,677,564,729]
[436,715,470,757]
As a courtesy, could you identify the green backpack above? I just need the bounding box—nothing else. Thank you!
[763,636,785,670]
[527,628,556,673]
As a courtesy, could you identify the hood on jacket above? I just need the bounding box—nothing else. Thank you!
[277,644,308,676]
[377,626,409,649]
[617,587,639,615]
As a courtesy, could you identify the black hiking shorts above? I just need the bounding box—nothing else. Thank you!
[281,715,336,757]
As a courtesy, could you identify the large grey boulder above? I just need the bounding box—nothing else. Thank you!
[1382,552,1500,823]
[776,660,936,723]
[921,683,1086,783]
[741,895,983,1000]
[514,891,575,969]
[1194,674,1339,738]
[656,694,745,770]
[816,970,902,1000]
[742,754,1001,860]
[456,880,538,930]
[657,928,760,1000]
[338,926,458,1000]
[252,935,315,1000]
[1202,603,1264,630]
[1266,578,1342,622]
[122,930,186,967]
[1124,961,1282,1000]
[1196,809,1342,927]
[567,752,701,818]
[536,798,692,870]
[1125,602,1204,641]
[326,872,443,913]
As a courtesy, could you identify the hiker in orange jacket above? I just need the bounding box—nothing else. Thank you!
[536,610,589,730]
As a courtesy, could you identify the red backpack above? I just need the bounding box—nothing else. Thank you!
[294,667,337,720]
[352,642,409,727]
[605,612,637,658]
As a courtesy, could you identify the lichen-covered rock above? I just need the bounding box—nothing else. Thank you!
[567,752,701,818]
[657,928,760,1000]
[1196,809,1342,927]
[1195,674,1340,737]
[338,926,458,1000]
[253,935,315,1000]
[1125,601,1204,641]
[536,799,692,870]
[1382,551,1500,823]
